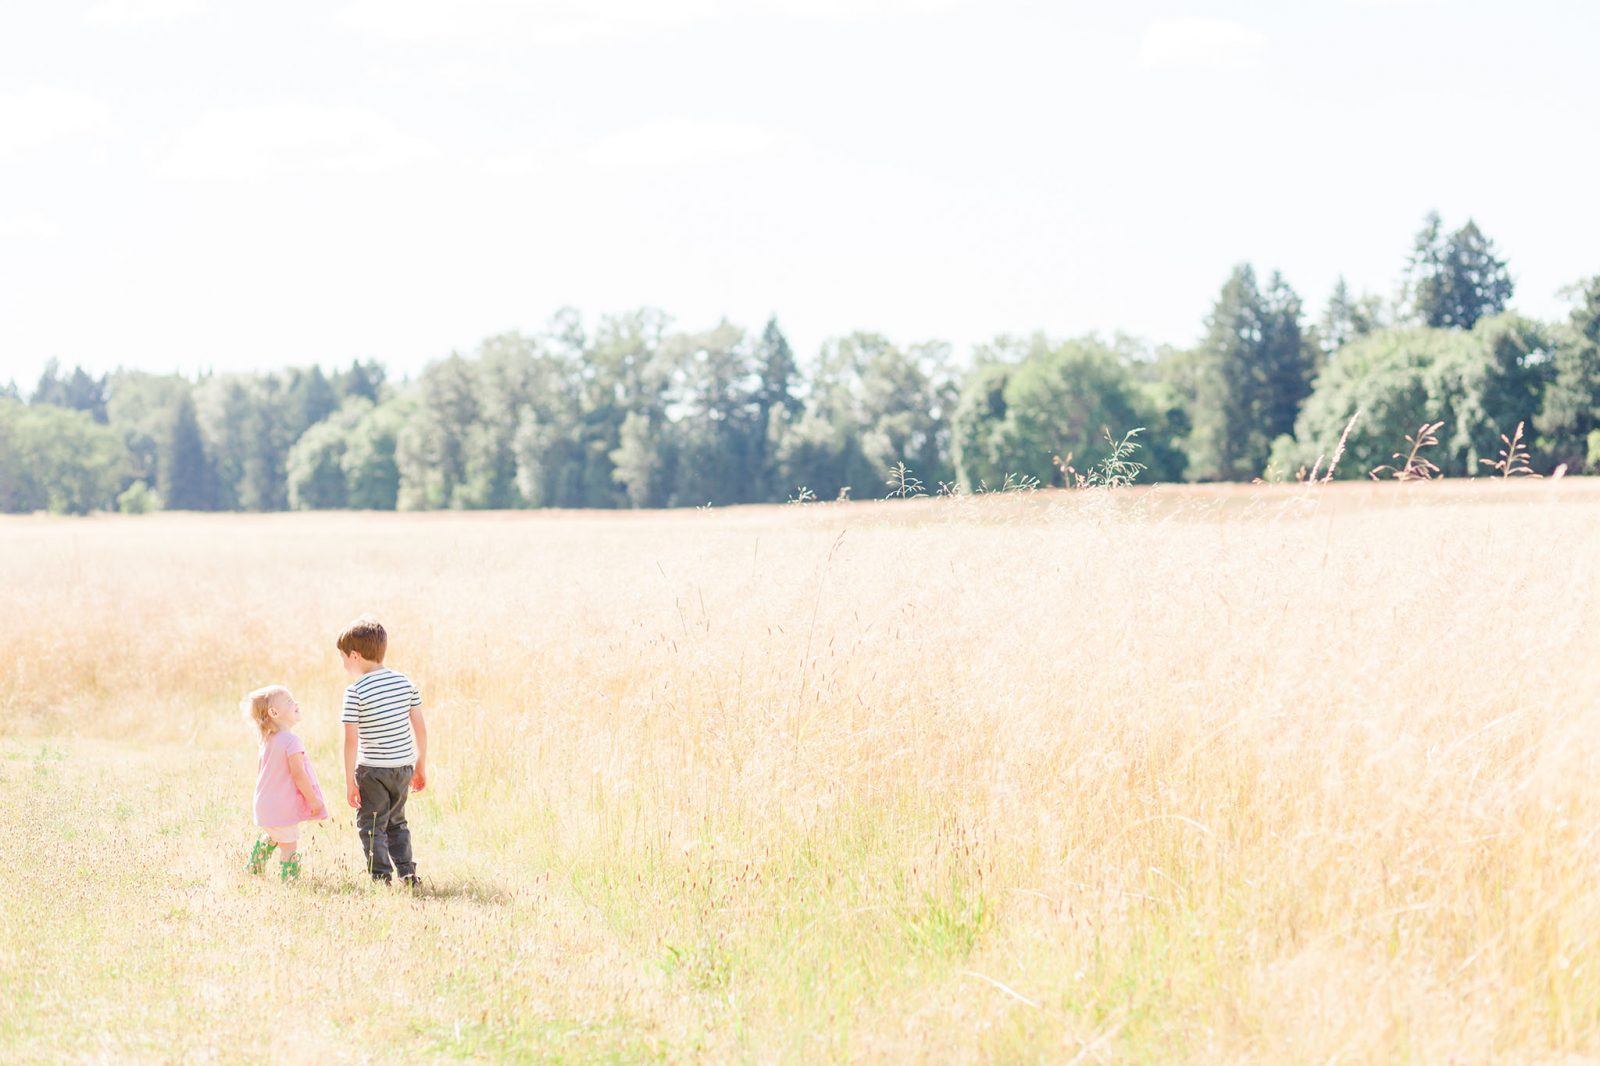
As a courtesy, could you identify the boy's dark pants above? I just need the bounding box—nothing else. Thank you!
[355,765,415,881]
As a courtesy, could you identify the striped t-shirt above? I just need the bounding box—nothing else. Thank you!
[341,668,421,768]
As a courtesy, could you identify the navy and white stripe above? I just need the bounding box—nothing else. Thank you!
[341,668,421,768]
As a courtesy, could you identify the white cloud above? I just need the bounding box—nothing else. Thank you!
[339,0,959,45]
[584,118,782,167]
[760,0,959,16]
[0,216,60,240]
[83,0,207,28]
[339,0,714,46]
[158,104,432,179]
[1139,17,1268,72]
[0,86,111,155]
[475,147,552,177]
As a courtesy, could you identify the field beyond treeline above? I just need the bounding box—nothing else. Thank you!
[3,483,1599,1063]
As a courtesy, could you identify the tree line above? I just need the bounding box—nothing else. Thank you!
[4,211,1599,515]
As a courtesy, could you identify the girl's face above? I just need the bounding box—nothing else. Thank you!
[269,694,302,730]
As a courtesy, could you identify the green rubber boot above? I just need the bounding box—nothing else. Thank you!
[279,851,302,882]
[247,836,278,876]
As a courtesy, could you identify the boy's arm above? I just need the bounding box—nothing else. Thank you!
[287,753,326,818]
[343,723,360,808]
[409,707,428,792]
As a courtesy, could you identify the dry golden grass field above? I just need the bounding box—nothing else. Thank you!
[3,482,1600,1064]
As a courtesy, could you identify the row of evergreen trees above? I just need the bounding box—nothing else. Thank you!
[3,212,1598,515]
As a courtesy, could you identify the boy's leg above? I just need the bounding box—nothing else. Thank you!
[355,766,396,881]
[382,766,416,881]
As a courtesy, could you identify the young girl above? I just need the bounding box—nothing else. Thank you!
[243,685,328,881]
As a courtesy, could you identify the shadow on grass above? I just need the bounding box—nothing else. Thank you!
[296,873,515,905]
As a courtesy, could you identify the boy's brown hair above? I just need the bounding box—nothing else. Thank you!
[337,618,387,663]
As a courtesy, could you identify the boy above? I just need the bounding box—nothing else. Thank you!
[336,617,428,886]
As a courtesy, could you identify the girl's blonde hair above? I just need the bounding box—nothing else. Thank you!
[241,685,291,740]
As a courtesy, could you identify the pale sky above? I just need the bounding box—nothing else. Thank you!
[2,0,1596,389]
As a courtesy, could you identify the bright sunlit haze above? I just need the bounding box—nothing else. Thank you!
[2,0,1597,386]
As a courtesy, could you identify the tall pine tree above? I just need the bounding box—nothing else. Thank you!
[336,359,385,403]
[238,376,290,511]
[1190,265,1312,480]
[1405,211,1514,329]
[1259,271,1314,443]
[1318,276,1383,358]
[286,365,338,438]
[31,360,109,422]
[752,316,801,496]
[158,392,216,510]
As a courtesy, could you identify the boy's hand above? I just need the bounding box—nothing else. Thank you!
[347,781,361,809]
[410,766,427,793]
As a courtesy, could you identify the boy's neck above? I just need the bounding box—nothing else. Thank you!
[358,660,385,675]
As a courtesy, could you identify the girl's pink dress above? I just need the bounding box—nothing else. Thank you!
[253,730,327,827]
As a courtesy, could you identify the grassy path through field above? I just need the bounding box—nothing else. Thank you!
[1,737,692,1064]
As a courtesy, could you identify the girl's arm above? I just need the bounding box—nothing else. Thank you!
[287,753,326,817]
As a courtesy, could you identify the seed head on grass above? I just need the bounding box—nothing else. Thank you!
[1479,421,1541,478]
[1370,420,1444,482]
